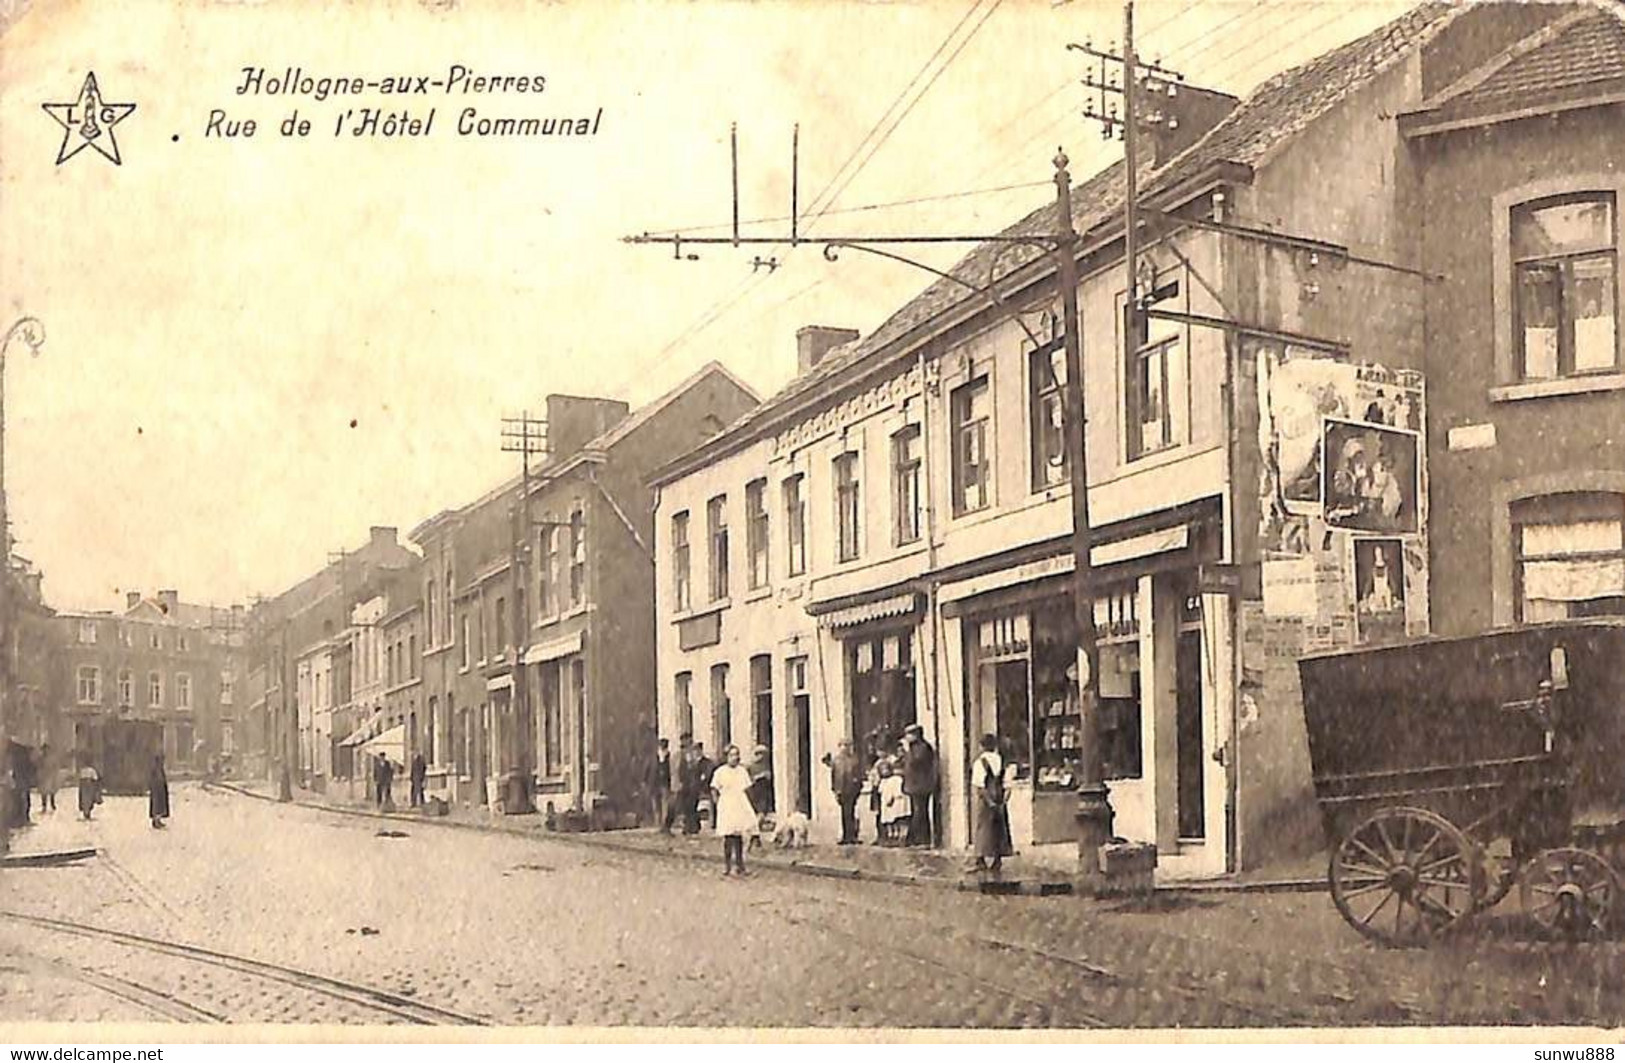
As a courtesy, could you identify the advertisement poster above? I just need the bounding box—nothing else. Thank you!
[1353,537,1406,645]
[1320,417,1421,534]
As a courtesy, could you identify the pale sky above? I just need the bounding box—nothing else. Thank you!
[0,0,1419,612]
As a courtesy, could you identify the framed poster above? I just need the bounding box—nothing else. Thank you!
[1321,418,1420,534]
[1353,537,1407,645]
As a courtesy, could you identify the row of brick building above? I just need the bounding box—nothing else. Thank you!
[644,0,1625,876]
[49,0,1617,879]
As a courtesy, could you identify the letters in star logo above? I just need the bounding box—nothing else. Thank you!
[41,72,136,167]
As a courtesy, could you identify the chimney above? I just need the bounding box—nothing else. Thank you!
[797,326,859,374]
[369,526,397,548]
[125,591,141,611]
[157,590,179,615]
[1145,84,1238,168]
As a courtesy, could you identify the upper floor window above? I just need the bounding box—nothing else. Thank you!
[707,495,730,601]
[426,581,438,645]
[783,474,807,576]
[568,510,586,608]
[1127,280,1187,460]
[951,376,991,514]
[117,625,133,647]
[537,526,558,617]
[444,567,455,644]
[834,453,861,562]
[118,669,134,708]
[149,628,163,651]
[408,633,417,675]
[221,672,235,706]
[1030,343,1068,489]
[671,511,691,611]
[176,673,192,710]
[177,633,191,653]
[892,425,922,545]
[1513,491,1625,623]
[459,613,471,670]
[148,671,164,708]
[78,620,97,645]
[77,666,101,705]
[1513,194,1618,381]
[746,480,770,590]
[494,595,509,655]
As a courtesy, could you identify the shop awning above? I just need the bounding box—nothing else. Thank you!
[813,592,921,629]
[357,724,406,764]
[338,709,385,748]
[522,630,583,665]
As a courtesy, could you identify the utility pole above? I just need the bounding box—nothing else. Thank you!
[502,411,549,815]
[1052,150,1113,888]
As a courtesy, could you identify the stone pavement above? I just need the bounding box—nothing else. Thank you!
[216,778,1157,895]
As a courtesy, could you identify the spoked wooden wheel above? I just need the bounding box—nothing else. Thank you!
[1519,847,1618,940]
[1329,807,1478,947]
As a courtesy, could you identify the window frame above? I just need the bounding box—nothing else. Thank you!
[148,671,164,708]
[783,474,808,576]
[77,665,101,706]
[1511,491,1625,624]
[950,375,992,515]
[670,510,691,611]
[176,672,192,711]
[568,509,587,609]
[891,424,922,545]
[707,495,730,602]
[1029,340,1069,490]
[118,669,134,708]
[536,526,558,619]
[834,452,861,563]
[745,479,770,590]
[1511,192,1619,382]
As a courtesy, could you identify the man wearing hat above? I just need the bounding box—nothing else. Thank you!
[746,744,775,842]
[900,723,938,848]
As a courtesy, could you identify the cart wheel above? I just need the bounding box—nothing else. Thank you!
[1329,807,1477,948]
[1519,847,1618,940]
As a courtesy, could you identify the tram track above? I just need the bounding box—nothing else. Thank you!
[10,948,227,1024]
[0,910,489,1026]
[790,889,1355,1028]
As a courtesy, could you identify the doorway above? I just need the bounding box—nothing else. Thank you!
[847,629,917,759]
[787,656,812,817]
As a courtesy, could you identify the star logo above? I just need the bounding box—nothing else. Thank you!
[41,72,136,167]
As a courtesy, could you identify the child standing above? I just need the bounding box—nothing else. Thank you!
[710,744,758,877]
[878,759,911,846]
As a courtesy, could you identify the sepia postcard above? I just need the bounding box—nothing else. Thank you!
[1,0,1623,1046]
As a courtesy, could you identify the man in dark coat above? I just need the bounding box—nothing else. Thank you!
[409,752,428,808]
[901,724,938,847]
[9,742,34,828]
[691,743,716,831]
[148,754,170,829]
[378,755,396,811]
[823,739,865,845]
[648,738,673,833]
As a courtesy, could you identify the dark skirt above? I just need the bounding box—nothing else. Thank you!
[973,798,1012,859]
[149,781,170,819]
[78,780,99,816]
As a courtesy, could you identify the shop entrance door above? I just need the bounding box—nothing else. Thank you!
[1175,629,1205,840]
[848,630,916,758]
[787,657,812,817]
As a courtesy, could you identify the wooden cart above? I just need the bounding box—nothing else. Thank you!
[1298,619,1625,946]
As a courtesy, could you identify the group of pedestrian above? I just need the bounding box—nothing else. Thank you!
[825,722,939,848]
[644,734,776,877]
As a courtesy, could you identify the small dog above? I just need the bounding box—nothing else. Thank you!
[773,810,811,849]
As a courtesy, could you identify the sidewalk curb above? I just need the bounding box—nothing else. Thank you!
[1158,878,1327,895]
[2,847,98,868]
[206,781,1064,896]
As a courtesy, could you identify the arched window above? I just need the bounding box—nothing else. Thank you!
[1512,491,1625,623]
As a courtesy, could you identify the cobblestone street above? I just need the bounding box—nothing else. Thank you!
[1,784,1622,1029]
